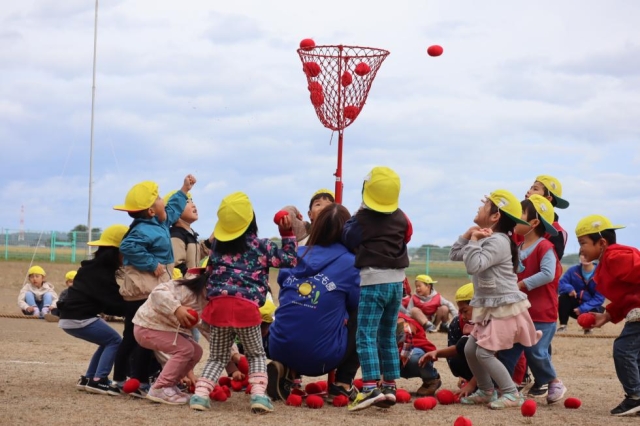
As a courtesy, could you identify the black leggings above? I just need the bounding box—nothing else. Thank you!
[113,300,157,382]
[558,294,604,325]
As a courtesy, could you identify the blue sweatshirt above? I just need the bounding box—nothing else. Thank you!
[120,191,187,271]
[558,263,605,314]
[269,243,360,376]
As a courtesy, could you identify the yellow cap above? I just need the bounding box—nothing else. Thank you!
[65,271,77,281]
[527,194,558,236]
[312,188,335,199]
[171,268,183,280]
[214,192,254,242]
[535,175,569,209]
[362,166,400,213]
[163,190,191,206]
[200,257,209,267]
[488,189,529,225]
[259,299,276,323]
[415,274,437,284]
[28,265,46,276]
[113,181,159,212]
[88,224,129,247]
[455,283,474,302]
[575,214,625,238]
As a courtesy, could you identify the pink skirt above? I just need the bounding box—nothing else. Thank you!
[471,310,542,352]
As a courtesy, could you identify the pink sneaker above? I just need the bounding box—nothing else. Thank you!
[146,386,189,405]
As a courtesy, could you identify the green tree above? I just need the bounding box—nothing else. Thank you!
[68,225,101,243]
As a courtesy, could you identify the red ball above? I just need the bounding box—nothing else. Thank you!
[218,376,231,387]
[230,380,244,392]
[413,397,430,410]
[186,308,199,327]
[300,38,316,51]
[453,416,473,426]
[306,394,324,409]
[307,82,323,93]
[211,389,228,402]
[237,356,249,375]
[286,393,303,407]
[564,397,582,409]
[344,106,360,120]
[122,378,140,394]
[427,45,444,57]
[521,399,537,417]
[310,91,324,107]
[341,71,353,87]
[273,210,289,226]
[316,381,328,392]
[396,389,411,403]
[305,382,323,395]
[424,396,438,409]
[222,385,231,397]
[353,378,363,390]
[354,62,370,76]
[332,394,349,407]
[436,389,456,405]
[303,62,321,77]
[577,313,596,329]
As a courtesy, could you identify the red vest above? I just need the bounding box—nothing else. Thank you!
[518,239,562,322]
[411,293,441,316]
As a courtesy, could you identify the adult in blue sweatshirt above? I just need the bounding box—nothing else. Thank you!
[557,255,605,331]
[268,204,360,400]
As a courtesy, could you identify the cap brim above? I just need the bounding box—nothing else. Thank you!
[112,205,145,212]
[552,196,569,209]
[87,239,115,247]
[213,222,250,242]
[362,193,398,213]
[186,267,206,275]
[541,219,559,236]
[503,211,530,225]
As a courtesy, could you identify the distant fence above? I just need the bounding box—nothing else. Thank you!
[1,229,94,263]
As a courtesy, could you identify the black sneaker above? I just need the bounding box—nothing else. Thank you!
[375,385,397,408]
[611,396,640,416]
[129,384,150,399]
[348,388,386,412]
[266,360,289,401]
[76,375,90,391]
[328,383,358,402]
[85,377,111,395]
[527,383,548,398]
[107,383,122,396]
[438,322,450,333]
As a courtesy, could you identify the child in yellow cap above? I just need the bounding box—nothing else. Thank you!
[449,189,540,410]
[112,174,196,395]
[190,191,297,414]
[500,195,566,404]
[297,188,335,245]
[17,265,59,318]
[45,270,77,322]
[341,166,413,411]
[404,274,458,333]
[574,214,640,416]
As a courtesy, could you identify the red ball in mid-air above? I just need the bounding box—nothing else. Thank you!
[427,45,443,57]
[300,38,316,51]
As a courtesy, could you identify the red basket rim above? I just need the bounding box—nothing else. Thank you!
[297,45,390,58]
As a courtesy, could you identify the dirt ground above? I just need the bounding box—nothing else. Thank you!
[1,260,637,425]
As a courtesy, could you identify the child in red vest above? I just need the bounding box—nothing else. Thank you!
[404,275,457,333]
[397,313,441,396]
[576,215,640,416]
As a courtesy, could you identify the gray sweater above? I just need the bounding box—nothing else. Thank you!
[449,234,527,309]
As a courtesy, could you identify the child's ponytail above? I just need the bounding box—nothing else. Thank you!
[490,202,519,273]
[177,273,208,298]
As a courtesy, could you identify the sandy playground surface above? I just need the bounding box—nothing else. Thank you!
[0,260,637,425]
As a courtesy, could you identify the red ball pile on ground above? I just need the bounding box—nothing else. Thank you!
[300,38,316,51]
[316,381,328,392]
[427,45,444,57]
[286,394,303,407]
[310,91,324,107]
[122,378,140,394]
[354,62,370,76]
[210,387,228,402]
[303,62,321,77]
[186,308,199,327]
[564,397,582,409]
[577,313,596,329]
[395,389,411,403]
[306,394,324,409]
[343,106,360,120]
[230,380,244,392]
[413,397,430,410]
[521,399,537,417]
[453,416,473,426]
[218,376,231,387]
[424,396,438,409]
[273,210,289,226]
[341,71,353,87]
[305,382,323,395]
[436,389,456,405]
[332,395,349,407]
[353,378,363,390]
[307,82,323,93]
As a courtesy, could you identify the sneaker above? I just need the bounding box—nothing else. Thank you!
[424,322,437,333]
[266,360,289,401]
[516,372,532,392]
[546,380,567,404]
[416,377,442,396]
[527,383,548,398]
[32,308,40,318]
[85,377,111,395]
[611,396,640,416]
[129,383,150,399]
[375,385,397,408]
[146,386,189,405]
[44,313,59,322]
[250,394,274,414]
[41,306,50,316]
[438,322,450,333]
[460,388,498,405]
[328,383,358,402]
[557,325,567,332]
[489,392,525,409]
[584,329,593,335]
[189,394,211,411]
[107,383,122,396]
[348,388,386,412]
[76,375,90,391]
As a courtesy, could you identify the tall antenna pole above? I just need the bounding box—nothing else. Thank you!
[87,0,99,252]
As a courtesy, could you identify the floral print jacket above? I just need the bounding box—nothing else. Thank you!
[206,232,297,306]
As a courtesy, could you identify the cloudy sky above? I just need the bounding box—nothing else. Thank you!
[1,0,639,254]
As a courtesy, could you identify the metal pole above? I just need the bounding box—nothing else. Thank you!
[87,0,99,253]
[335,130,344,203]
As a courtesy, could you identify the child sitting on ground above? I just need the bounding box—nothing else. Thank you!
[404,275,458,333]
[17,265,58,318]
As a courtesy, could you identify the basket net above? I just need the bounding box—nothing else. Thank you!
[297,45,390,131]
